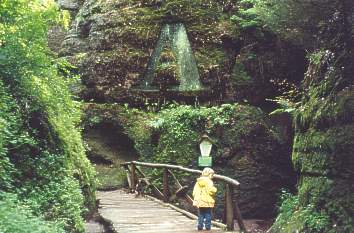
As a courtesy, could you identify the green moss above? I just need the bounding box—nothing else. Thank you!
[273,17,354,229]
[230,62,253,87]
[292,126,354,175]
[289,97,354,232]
[71,0,240,100]
[269,190,330,233]
[297,177,354,233]
[195,48,227,67]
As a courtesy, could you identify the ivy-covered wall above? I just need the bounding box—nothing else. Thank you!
[0,1,95,232]
[0,72,95,233]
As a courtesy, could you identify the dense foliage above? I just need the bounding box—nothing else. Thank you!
[0,193,65,233]
[271,190,330,233]
[0,1,95,232]
[147,104,271,165]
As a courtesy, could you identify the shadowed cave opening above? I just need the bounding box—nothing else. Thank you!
[83,122,138,191]
[84,122,138,165]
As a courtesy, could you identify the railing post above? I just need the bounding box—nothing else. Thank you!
[235,199,247,233]
[163,168,169,202]
[225,184,234,231]
[121,161,245,231]
[131,163,136,193]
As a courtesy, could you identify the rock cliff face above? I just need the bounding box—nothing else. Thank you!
[290,3,354,232]
[270,1,354,232]
[59,0,305,105]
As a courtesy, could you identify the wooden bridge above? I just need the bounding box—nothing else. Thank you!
[97,161,248,233]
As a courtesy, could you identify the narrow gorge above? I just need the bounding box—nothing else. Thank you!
[0,0,353,233]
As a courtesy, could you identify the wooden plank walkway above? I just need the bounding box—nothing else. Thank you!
[97,190,228,233]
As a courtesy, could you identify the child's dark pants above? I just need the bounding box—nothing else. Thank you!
[197,207,212,230]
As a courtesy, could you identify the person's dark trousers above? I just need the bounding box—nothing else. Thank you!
[197,207,212,230]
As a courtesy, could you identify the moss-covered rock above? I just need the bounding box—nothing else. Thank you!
[144,104,296,218]
[82,103,155,158]
[81,103,155,190]
[81,103,296,218]
[60,0,305,105]
[270,1,354,232]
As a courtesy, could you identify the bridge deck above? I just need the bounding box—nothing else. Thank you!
[97,190,227,233]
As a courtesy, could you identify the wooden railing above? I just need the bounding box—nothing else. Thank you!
[121,161,247,232]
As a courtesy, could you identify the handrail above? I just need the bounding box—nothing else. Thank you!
[122,161,241,186]
[121,160,247,232]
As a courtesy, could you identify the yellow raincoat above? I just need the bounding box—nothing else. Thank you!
[192,176,217,208]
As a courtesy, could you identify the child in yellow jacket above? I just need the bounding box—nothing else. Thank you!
[193,167,217,231]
